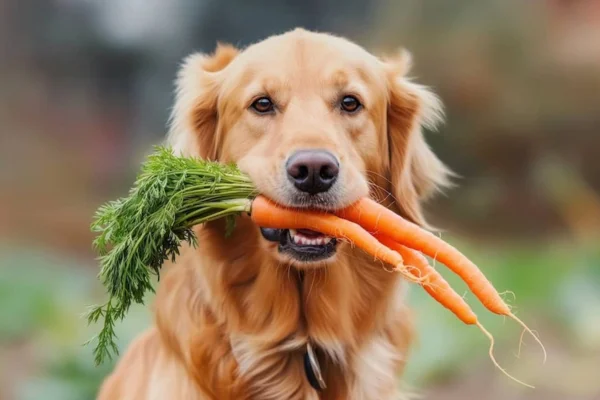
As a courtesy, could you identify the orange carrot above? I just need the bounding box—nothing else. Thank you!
[337,198,508,314]
[377,235,534,387]
[337,197,546,363]
[250,196,420,282]
[377,234,477,325]
[252,195,475,324]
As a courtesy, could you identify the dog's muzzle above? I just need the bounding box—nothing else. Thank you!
[259,227,338,262]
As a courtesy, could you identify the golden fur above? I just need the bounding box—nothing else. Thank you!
[98,29,451,399]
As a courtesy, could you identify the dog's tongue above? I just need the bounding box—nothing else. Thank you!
[297,229,322,238]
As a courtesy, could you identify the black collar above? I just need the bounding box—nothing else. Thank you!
[304,342,326,391]
[297,271,327,391]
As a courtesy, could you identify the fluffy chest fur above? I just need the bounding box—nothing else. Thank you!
[150,220,414,399]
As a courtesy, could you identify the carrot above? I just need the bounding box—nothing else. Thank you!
[249,196,425,282]
[337,198,505,312]
[337,197,546,363]
[377,235,477,324]
[376,235,535,387]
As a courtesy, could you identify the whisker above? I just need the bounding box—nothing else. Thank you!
[368,184,394,205]
[365,169,394,185]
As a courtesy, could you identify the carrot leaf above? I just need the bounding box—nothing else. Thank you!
[87,146,256,364]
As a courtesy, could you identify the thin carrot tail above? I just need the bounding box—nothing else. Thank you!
[384,262,431,285]
[499,290,517,304]
[509,313,547,364]
[476,322,535,389]
[516,328,527,359]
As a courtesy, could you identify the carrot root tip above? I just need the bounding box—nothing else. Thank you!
[509,313,547,364]
[516,326,528,359]
[476,322,535,389]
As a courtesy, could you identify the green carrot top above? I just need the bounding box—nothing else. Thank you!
[88,146,257,365]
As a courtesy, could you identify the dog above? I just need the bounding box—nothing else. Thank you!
[98,28,451,400]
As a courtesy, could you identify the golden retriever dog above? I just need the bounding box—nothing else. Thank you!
[98,28,451,399]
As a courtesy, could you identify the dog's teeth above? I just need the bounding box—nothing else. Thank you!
[290,231,333,246]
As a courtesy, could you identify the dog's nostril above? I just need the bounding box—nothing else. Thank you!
[286,150,339,195]
[297,165,309,180]
[319,164,338,180]
[287,164,309,180]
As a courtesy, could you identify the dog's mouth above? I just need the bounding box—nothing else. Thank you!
[260,227,338,263]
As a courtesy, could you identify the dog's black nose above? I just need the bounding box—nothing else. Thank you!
[286,150,339,195]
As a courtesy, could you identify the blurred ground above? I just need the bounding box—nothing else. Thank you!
[1,0,600,399]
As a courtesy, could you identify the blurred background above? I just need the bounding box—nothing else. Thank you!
[1,0,599,399]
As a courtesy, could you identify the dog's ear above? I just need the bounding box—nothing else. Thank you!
[167,43,239,159]
[383,50,453,228]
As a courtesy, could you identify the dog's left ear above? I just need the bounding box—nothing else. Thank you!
[167,43,239,159]
[383,50,453,228]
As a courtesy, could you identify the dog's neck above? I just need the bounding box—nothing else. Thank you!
[154,217,410,398]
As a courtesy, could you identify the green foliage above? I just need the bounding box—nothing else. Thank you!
[88,147,257,364]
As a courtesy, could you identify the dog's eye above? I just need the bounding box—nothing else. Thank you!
[250,97,274,114]
[340,95,361,113]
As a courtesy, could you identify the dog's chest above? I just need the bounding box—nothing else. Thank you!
[229,331,402,400]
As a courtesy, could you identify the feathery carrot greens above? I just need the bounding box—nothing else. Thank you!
[88,147,256,365]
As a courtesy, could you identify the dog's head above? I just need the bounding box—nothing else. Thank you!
[169,29,451,267]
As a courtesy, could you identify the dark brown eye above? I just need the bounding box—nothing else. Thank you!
[341,95,361,113]
[251,97,274,114]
